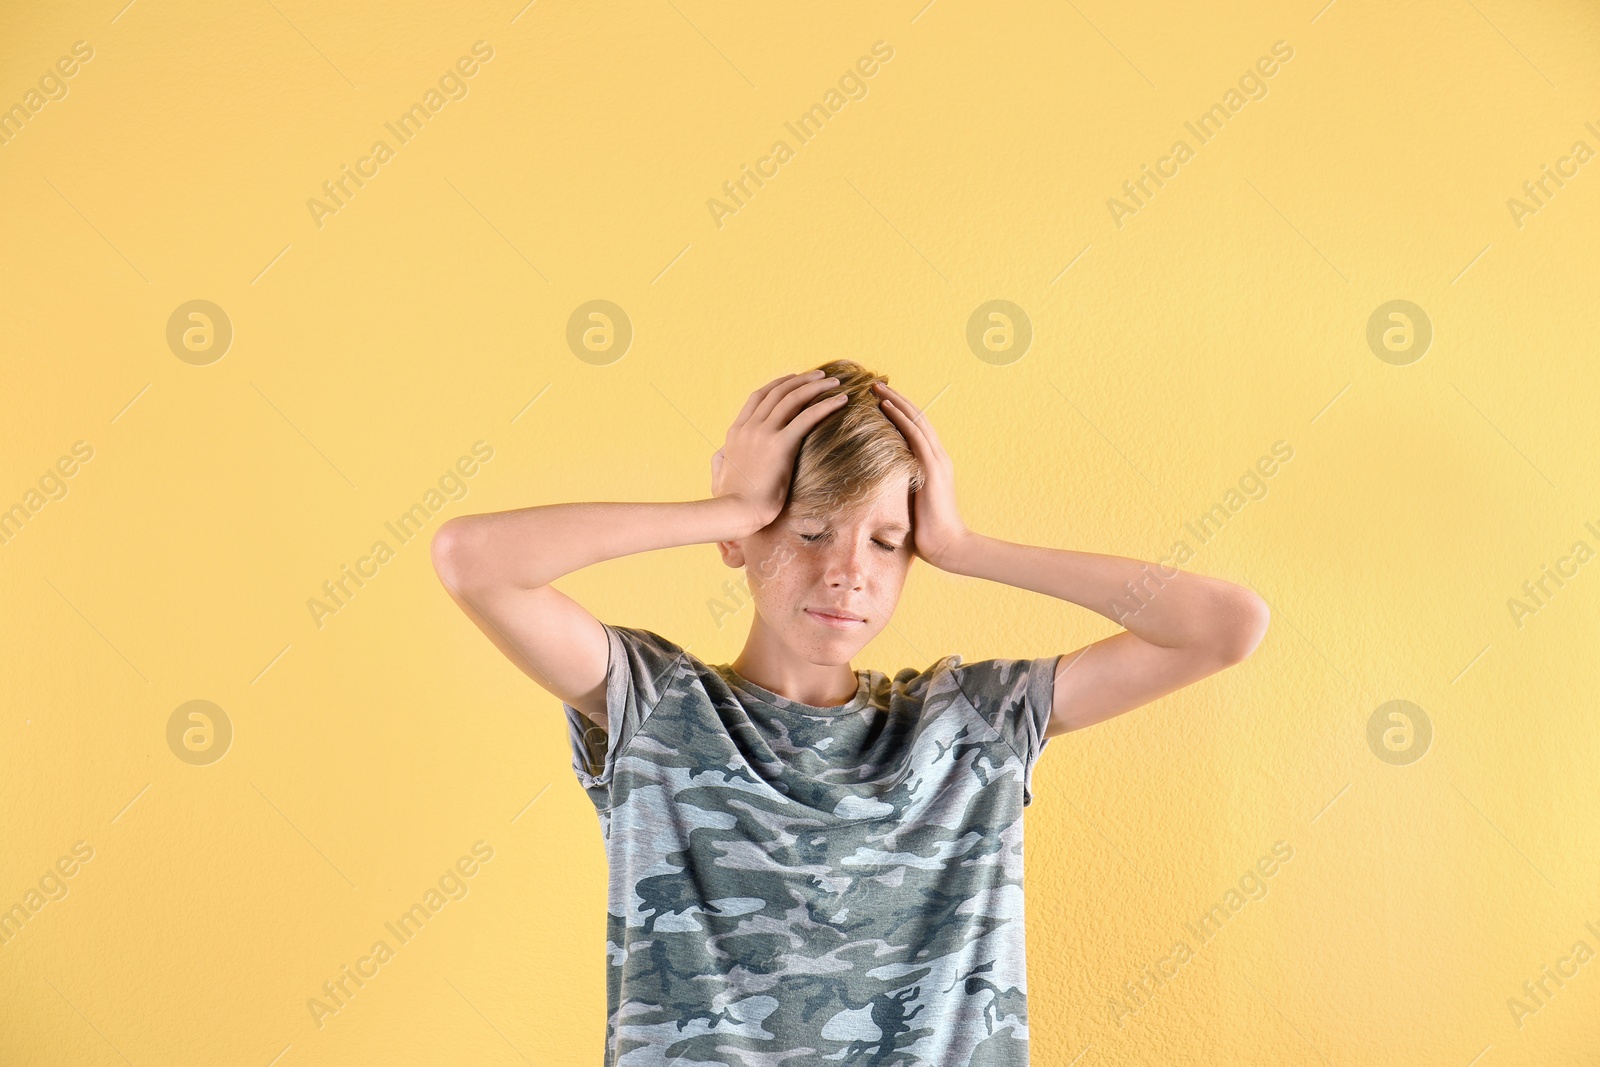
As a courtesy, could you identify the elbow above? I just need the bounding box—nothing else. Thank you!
[1211,589,1270,665]
[430,518,468,587]
[432,515,524,595]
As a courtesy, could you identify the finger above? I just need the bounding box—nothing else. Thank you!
[781,389,850,438]
[878,392,930,456]
[877,383,945,451]
[752,369,827,423]
[874,382,927,425]
[876,386,922,433]
[736,373,803,427]
[884,398,947,487]
[766,374,843,429]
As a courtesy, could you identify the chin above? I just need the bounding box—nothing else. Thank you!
[795,622,878,659]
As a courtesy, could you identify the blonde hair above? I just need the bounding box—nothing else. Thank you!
[783,359,925,522]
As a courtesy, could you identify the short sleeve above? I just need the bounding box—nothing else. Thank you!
[560,622,686,792]
[948,654,1062,807]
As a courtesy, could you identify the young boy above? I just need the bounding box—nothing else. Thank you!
[429,360,1269,1066]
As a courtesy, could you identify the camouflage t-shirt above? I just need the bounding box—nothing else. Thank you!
[562,622,1061,1066]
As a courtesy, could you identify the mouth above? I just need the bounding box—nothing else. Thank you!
[805,608,867,629]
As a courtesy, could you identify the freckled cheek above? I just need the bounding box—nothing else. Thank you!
[757,558,817,607]
[883,566,908,601]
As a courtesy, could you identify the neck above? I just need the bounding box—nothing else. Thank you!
[730,615,858,706]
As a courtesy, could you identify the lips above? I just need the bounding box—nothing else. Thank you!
[806,607,866,628]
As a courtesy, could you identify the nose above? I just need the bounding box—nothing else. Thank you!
[822,536,869,590]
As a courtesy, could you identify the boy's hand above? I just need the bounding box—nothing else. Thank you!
[874,381,971,570]
[711,369,848,535]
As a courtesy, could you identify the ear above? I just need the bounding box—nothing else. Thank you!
[717,539,747,568]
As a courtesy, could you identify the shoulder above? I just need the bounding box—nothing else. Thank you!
[901,652,1062,808]
[594,624,698,708]
[893,652,1060,746]
[892,653,1050,707]
[604,623,688,665]
[946,655,1056,702]
[890,654,964,704]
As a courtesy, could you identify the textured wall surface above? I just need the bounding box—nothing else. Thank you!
[3,1,1598,1064]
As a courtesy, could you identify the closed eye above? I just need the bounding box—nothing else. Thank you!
[799,532,901,552]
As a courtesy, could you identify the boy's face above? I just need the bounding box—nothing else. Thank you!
[719,472,915,662]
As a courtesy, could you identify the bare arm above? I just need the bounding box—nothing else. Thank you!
[434,496,757,597]
[430,369,850,725]
[873,380,1269,737]
[430,496,758,722]
[939,535,1268,735]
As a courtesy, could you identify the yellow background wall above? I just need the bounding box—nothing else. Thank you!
[3,0,1598,1063]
